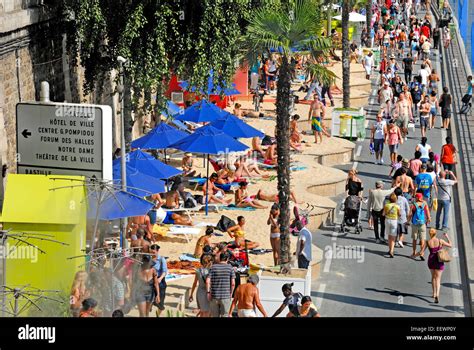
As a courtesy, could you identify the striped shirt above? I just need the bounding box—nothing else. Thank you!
[208,263,235,300]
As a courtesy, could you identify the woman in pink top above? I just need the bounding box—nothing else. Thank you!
[410,150,423,177]
[387,122,403,165]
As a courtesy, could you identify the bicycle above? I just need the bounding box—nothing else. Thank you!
[252,89,265,112]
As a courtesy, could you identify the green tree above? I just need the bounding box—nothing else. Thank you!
[240,0,335,271]
[59,0,250,148]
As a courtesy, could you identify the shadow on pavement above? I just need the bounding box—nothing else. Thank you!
[311,290,453,314]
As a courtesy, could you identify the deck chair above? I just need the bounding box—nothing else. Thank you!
[169,119,193,133]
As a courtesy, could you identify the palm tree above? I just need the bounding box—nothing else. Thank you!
[240,0,335,272]
[341,0,369,107]
[366,0,372,46]
[342,0,351,108]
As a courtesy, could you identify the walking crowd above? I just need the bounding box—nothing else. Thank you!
[363,0,460,304]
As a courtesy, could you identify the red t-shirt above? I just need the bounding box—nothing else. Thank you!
[441,144,456,164]
[385,0,392,9]
[421,26,430,38]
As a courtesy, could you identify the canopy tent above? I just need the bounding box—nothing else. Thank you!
[168,125,248,214]
[333,12,367,22]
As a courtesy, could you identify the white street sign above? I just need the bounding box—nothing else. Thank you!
[16,102,113,180]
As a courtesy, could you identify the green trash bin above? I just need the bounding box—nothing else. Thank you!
[353,115,366,140]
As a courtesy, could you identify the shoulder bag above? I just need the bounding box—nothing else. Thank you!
[437,239,451,263]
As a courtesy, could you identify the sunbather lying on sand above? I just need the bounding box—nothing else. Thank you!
[155,207,193,226]
[235,181,267,209]
[255,189,301,204]
[234,157,267,178]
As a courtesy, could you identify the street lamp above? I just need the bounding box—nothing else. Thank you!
[117,56,128,248]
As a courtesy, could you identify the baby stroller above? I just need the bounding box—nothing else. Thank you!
[290,204,312,236]
[340,195,363,234]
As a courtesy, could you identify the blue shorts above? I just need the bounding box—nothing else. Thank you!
[420,116,429,128]
[430,107,437,116]
[163,211,175,225]
[374,139,384,153]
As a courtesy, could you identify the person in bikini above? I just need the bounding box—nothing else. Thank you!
[255,189,301,204]
[235,181,267,209]
[202,173,233,205]
[290,115,302,144]
[216,166,236,185]
[264,143,277,165]
[267,204,281,266]
[234,157,266,178]
[227,216,260,249]
[162,187,180,209]
[182,153,197,177]
[194,227,217,258]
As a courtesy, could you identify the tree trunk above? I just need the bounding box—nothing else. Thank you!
[275,56,292,273]
[326,5,332,37]
[366,0,372,47]
[342,0,351,108]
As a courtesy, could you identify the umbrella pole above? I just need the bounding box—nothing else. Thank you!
[205,154,209,216]
[89,188,104,271]
[164,149,167,164]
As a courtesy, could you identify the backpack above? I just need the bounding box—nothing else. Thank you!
[216,215,236,232]
[411,202,426,225]
[184,196,198,208]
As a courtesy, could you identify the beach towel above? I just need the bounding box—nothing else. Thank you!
[187,178,238,191]
[290,165,308,171]
[179,254,201,262]
[152,225,170,236]
[223,205,257,211]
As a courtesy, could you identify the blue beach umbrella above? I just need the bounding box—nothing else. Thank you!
[113,164,166,196]
[179,69,241,96]
[174,99,223,123]
[113,150,182,179]
[131,122,187,150]
[208,115,264,139]
[168,125,248,214]
[87,190,155,221]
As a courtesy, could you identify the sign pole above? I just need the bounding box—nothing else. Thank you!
[118,57,128,248]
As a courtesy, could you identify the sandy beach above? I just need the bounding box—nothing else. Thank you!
[152,55,369,269]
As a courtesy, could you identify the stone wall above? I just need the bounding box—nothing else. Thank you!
[0,0,122,182]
